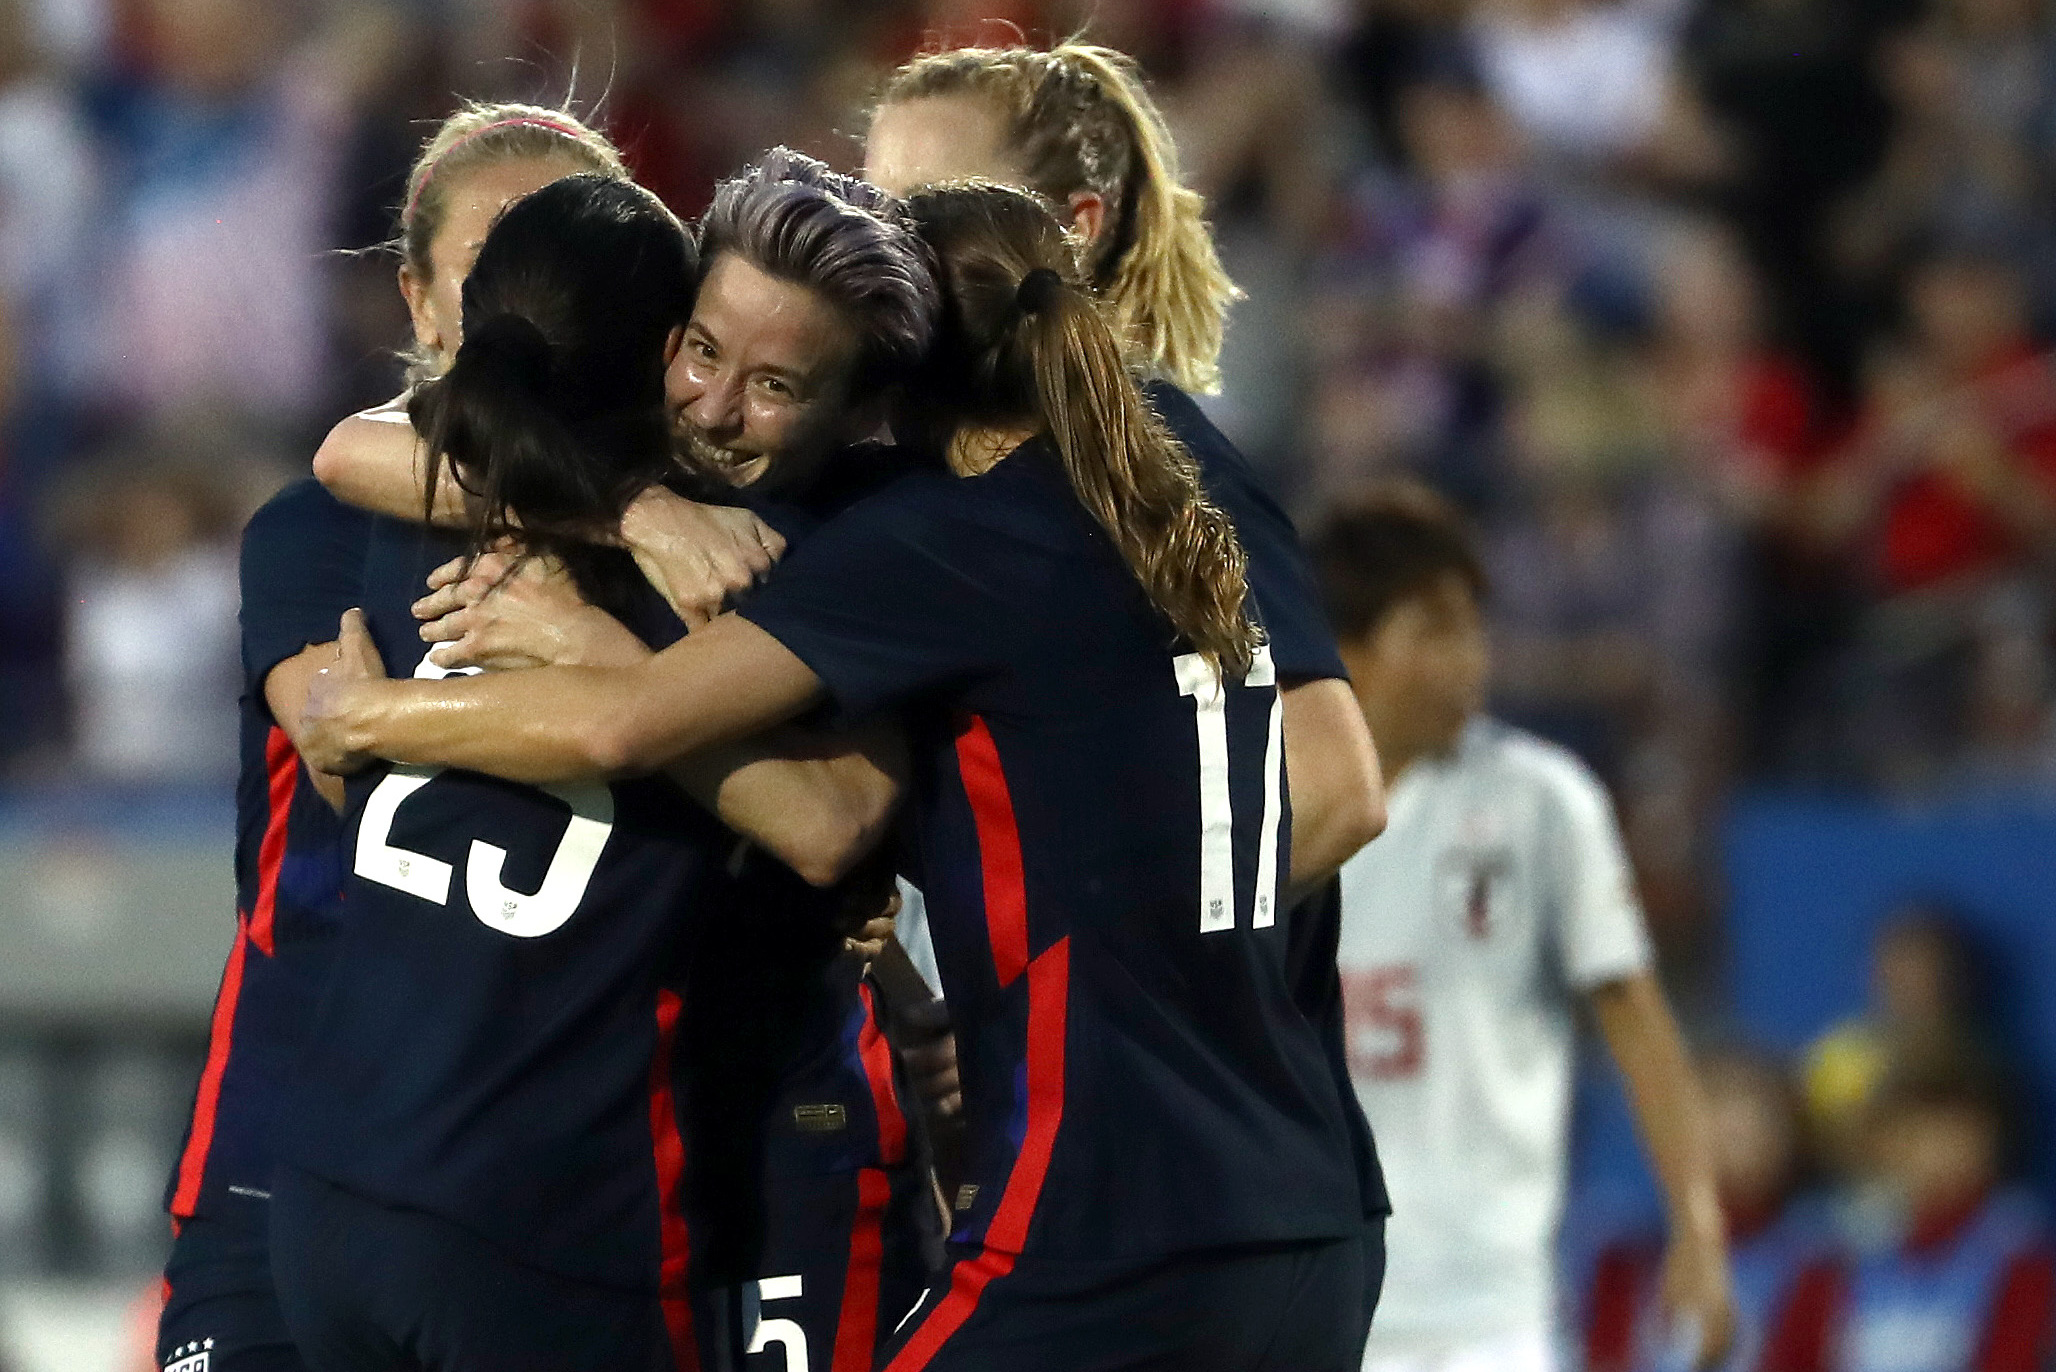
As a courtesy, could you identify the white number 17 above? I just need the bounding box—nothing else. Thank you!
[1175,644,1282,933]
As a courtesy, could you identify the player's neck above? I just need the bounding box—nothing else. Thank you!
[947,424,1037,476]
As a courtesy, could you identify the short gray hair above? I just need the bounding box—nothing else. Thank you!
[698,148,940,392]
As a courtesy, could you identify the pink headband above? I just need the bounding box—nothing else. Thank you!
[404,116,593,224]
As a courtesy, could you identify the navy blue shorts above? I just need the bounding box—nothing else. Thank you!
[160,1207,306,1372]
[878,1231,1375,1372]
[269,1167,686,1372]
[721,1165,935,1371]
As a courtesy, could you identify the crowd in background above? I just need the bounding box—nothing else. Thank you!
[10,0,2056,929]
[2,0,2056,1350]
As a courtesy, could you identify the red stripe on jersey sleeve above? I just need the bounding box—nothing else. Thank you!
[983,937,1069,1254]
[953,715,1028,988]
[882,1246,1017,1372]
[830,1166,893,1372]
[646,986,699,1371]
[170,921,251,1217]
[249,727,299,956]
[855,982,908,1167]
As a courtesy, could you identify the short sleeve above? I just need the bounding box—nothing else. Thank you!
[1214,464,1348,684]
[239,479,372,700]
[737,479,993,722]
[1539,750,1654,990]
[1146,384,1345,683]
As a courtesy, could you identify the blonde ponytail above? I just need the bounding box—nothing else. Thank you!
[1047,44,1241,396]
[874,41,1243,396]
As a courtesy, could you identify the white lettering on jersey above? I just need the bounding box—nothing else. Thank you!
[351,647,615,938]
[1175,644,1283,934]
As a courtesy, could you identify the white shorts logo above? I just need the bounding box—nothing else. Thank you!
[165,1340,212,1372]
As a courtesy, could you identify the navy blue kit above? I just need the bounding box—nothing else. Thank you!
[159,480,371,1372]
[740,435,1377,1371]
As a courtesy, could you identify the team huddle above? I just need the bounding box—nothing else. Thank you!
[158,38,1736,1372]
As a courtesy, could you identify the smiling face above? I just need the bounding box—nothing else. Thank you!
[663,252,868,491]
[400,155,589,372]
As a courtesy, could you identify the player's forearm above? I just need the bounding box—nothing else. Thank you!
[263,645,349,811]
[1282,678,1387,898]
[312,615,825,783]
[1590,973,1724,1249]
[668,724,906,887]
[312,405,465,524]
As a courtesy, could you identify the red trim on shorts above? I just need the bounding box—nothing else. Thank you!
[954,716,1028,988]
[855,982,908,1167]
[647,987,699,1370]
[831,1166,894,1372]
[170,921,252,1217]
[880,938,1071,1371]
[249,727,299,956]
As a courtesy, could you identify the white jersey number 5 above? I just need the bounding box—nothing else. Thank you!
[351,648,615,938]
[1175,644,1284,934]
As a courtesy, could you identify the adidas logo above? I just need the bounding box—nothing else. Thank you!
[166,1338,212,1372]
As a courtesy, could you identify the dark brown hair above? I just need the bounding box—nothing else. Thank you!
[903,180,1258,676]
[1311,479,1488,641]
[407,175,695,582]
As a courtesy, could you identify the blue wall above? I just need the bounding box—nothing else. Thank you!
[1573,791,2056,1213]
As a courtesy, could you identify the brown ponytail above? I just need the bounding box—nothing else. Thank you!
[905,182,1260,677]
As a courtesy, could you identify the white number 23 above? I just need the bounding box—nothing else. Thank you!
[350,650,615,938]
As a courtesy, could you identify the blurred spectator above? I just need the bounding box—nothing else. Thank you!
[1702,1050,1845,1372]
[56,0,403,430]
[1805,907,2004,1179]
[1819,248,2056,787]
[0,0,95,767]
[1307,56,1555,510]
[43,412,282,782]
[1468,0,1728,186]
[1640,223,1851,780]
[1481,301,1735,787]
[1583,1048,1845,1372]
[1824,1062,2053,1372]
[1683,0,1896,391]
[1829,0,2056,324]
[0,0,91,403]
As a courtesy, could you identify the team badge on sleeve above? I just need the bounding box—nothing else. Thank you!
[165,1339,212,1372]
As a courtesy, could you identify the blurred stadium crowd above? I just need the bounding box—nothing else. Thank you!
[1,0,2054,1360]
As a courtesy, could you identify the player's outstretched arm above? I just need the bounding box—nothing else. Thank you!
[414,549,904,883]
[1590,973,1738,1370]
[302,608,826,785]
[311,401,466,523]
[1281,678,1387,899]
[669,723,905,887]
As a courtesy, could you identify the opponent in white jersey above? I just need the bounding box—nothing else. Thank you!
[1311,482,1736,1372]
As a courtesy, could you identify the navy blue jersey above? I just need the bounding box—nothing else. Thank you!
[1147,387,1390,1221]
[677,444,934,1287]
[277,519,723,1311]
[739,439,1364,1261]
[166,479,369,1224]
[1147,381,1345,684]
